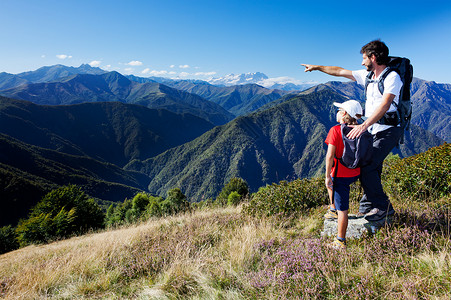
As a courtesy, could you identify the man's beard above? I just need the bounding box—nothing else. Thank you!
[365,62,374,72]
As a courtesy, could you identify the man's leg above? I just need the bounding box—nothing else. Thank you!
[359,127,402,212]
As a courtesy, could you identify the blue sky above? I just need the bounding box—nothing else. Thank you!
[0,0,450,84]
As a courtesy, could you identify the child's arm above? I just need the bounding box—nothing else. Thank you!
[325,144,335,191]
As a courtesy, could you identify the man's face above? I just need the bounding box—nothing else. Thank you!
[362,53,374,71]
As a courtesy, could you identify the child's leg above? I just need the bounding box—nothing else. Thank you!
[327,187,336,210]
[337,210,348,239]
[333,176,358,240]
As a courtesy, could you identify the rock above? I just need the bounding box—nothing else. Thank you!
[321,214,393,239]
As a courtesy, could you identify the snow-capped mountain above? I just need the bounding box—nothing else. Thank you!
[208,72,269,86]
[207,72,316,91]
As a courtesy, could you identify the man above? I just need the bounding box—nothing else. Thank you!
[301,39,403,221]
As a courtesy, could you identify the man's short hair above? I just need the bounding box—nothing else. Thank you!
[361,39,390,65]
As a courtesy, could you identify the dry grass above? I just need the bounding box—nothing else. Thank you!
[1,201,450,299]
[0,206,283,299]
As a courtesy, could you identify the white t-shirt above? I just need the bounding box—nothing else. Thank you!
[352,68,403,134]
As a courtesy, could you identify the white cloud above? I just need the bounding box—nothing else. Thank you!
[89,60,102,67]
[179,64,190,69]
[104,65,112,70]
[142,69,173,77]
[179,72,190,77]
[123,67,134,74]
[56,54,72,60]
[261,76,306,86]
[170,65,175,68]
[127,60,143,66]
[194,71,217,76]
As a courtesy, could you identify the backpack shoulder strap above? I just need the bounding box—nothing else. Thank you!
[376,67,394,96]
[365,67,394,96]
[364,71,373,101]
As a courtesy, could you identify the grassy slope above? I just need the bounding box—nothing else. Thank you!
[1,204,449,299]
[1,145,450,299]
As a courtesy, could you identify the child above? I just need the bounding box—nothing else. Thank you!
[324,100,363,249]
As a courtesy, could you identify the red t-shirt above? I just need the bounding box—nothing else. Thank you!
[325,125,360,178]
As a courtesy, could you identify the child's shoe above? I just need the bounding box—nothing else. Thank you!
[324,209,338,220]
[330,237,347,249]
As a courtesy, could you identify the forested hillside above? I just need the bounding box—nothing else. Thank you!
[0,97,214,166]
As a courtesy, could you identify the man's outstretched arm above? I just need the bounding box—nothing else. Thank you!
[301,64,355,81]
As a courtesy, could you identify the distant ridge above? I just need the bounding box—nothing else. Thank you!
[2,65,448,138]
[162,81,292,116]
[0,64,106,90]
[0,71,234,125]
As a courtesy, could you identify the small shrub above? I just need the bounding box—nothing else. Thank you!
[105,200,133,227]
[16,185,104,246]
[216,177,249,206]
[227,191,241,206]
[146,197,163,218]
[243,178,327,218]
[384,143,450,201]
[161,188,190,216]
[0,226,19,254]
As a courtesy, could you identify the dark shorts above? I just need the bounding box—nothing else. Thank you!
[332,176,359,211]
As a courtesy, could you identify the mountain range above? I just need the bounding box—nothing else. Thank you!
[124,75,295,117]
[0,71,233,126]
[0,64,106,90]
[0,69,295,119]
[0,64,448,227]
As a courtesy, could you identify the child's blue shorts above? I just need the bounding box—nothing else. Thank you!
[332,176,359,211]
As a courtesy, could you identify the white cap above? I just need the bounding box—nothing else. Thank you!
[333,100,363,119]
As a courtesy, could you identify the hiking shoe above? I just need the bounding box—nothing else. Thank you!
[356,207,372,218]
[355,212,366,218]
[324,209,338,220]
[329,238,346,249]
[364,207,395,221]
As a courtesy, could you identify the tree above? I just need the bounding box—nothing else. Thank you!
[217,177,249,206]
[146,196,164,218]
[16,185,104,246]
[0,225,19,254]
[161,188,189,215]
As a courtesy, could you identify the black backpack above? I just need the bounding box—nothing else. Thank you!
[365,56,413,143]
[331,124,373,205]
[337,124,373,169]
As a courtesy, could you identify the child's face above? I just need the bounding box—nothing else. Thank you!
[336,109,346,123]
